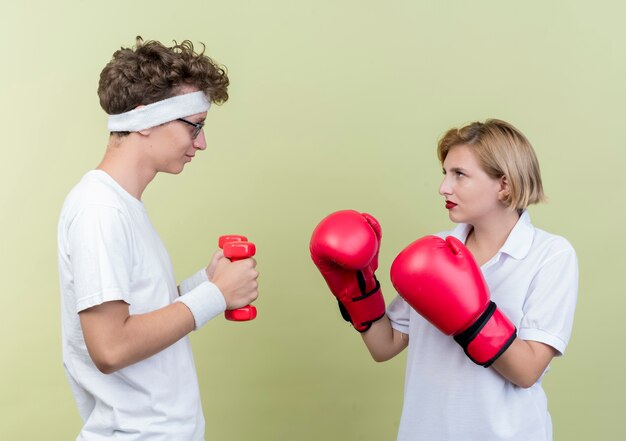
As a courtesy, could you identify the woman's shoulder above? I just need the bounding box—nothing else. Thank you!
[531,225,577,260]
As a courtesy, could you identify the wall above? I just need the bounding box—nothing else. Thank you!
[0,1,623,439]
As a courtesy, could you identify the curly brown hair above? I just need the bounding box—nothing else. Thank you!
[98,36,229,116]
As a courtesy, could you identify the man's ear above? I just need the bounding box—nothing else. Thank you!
[497,175,510,202]
[132,105,151,136]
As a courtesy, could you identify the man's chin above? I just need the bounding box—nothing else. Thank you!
[161,165,186,175]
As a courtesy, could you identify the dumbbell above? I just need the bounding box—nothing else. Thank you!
[218,235,258,321]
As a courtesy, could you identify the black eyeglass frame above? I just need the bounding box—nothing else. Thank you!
[177,118,205,139]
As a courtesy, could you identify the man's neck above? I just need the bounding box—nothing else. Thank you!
[96,135,156,200]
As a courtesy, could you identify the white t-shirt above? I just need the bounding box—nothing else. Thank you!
[58,170,212,441]
[387,210,578,441]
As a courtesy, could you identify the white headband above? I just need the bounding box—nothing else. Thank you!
[107,91,211,132]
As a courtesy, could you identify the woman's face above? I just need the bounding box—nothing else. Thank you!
[438,144,505,225]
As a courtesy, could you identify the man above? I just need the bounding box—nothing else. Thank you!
[57,37,259,440]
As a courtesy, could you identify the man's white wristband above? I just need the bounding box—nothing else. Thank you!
[174,281,226,330]
[179,268,209,295]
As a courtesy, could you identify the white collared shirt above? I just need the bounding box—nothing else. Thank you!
[387,210,578,441]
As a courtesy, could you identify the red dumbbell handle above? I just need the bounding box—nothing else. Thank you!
[219,235,257,321]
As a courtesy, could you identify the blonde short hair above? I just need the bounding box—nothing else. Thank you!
[437,119,545,210]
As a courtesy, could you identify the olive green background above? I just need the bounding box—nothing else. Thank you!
[1,1,624,439]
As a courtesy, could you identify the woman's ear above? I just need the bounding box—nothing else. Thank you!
[497,175,510,202]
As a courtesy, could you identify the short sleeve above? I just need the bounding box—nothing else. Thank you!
[518,246,579,355]
[68,205,133,312]
[387,294,411,335]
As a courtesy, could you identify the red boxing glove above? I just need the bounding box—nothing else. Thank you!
[219,235,258,322]
[310,210,386,332]
[390,235,516,366]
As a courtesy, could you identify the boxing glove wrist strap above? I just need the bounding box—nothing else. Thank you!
[454,301,517,367]
[354,271,381,300]
[340,273,386,333]
[174,281,226,330]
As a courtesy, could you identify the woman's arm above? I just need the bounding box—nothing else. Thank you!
[492,338,557,388]
[361,315,409,362]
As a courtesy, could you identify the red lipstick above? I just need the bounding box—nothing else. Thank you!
[445,201,457,209]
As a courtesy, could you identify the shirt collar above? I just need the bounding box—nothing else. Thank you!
[448,210,535,260]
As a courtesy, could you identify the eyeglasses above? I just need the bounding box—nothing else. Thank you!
[177,118,205,139]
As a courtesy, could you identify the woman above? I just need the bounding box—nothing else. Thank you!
[366,119,579,440]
